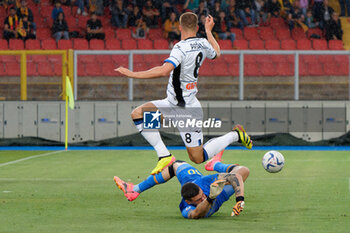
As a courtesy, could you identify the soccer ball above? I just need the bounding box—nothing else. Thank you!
[262,151,285,173]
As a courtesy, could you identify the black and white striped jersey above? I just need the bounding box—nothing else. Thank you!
[164,37,217,107]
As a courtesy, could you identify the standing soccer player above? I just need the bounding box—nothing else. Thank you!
[116,12,252,175]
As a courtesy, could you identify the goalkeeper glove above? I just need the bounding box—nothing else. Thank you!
[208,179,226,200]
[231,201,245,216]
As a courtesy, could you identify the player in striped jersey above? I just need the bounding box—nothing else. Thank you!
[116,12,252,175]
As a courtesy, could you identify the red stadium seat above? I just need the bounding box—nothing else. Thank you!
[153,39,168,49]
[300,55,317,64]
[318,55,334,64]
[95,55,112,63]
[66,16,77,29]
[257,55,272,63]
[218,40,233,49]
[292,28,307,40]
[26,40,41,49]
[134,54,144,64]
[73,39,89,50]
[261,63,278,76]
[244,27,259,40]
[0,39,8,49]
[137,39,153,49]
[42,39,57,50]
[245,55,256,63]
[116,29,132,40]
[271,55,294,63]
[307,62,324,76]
[0,64,6,76]
[328,40,344,50]
[299,61,308,76]
[102,62,116,76]
[146,54,162,64]
[79,55,95,64]
[228,63,239,76]
[249,40,264,50]
[324,62,339,76]
[312,39,328,50]
[270,17,285,29]
[214,63,229,76]
[105,28,116,39]
[58,40,73,49]
[27,62,38,76]
[121,39,137,50]
[31,55,48,64]
[89,39,105,50]
[0,55,16,62]
[9,40,24,50]
[38,62,54,76]
[276,29,291,40]
[307,28,323,39]
[296,39,312,50]
[234,40,248,49]
[111,55,128,66]
[78,63,86,76]
[85,63,102,76]
[105,39,121,50]
[198,62,215,76]
[259,27,275,40]
[276,62,294,76]
[36,29,51,39]
[148,28,163,40]
[5,62,20,76]
[244,63,260,76]
[77,17,89,29]
[281,39,296,50]
[223,55,239,64]
[230,28,244,40]
[48,55,62,63]
[265,40,280,50]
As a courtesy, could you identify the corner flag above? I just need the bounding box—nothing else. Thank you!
[65,76,74,150]
[66,76,74,109]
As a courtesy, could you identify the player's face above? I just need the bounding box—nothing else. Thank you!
[187,188,206,205]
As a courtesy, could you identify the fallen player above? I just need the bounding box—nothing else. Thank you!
[114,151,249,219]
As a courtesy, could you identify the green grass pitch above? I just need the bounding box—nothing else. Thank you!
[0,149,349,233]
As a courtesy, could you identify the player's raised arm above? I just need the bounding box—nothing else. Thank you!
[205,15,221,58]
[115,62,174,79]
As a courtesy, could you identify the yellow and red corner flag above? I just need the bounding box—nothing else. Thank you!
[65,76,74,150]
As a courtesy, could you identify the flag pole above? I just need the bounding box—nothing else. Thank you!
[65,94,68,150]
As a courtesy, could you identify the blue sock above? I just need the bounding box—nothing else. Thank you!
[213,162,234,173]
[133,173,166,193]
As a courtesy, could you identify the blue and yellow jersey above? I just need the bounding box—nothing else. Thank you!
[176,164,235,218]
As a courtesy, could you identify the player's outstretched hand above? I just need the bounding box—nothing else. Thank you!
[209,179,225,199]
[231,201,245,217]
[205,15,215,32]
[115,67,133,77]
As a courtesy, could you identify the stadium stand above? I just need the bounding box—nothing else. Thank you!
[0,0,348,87]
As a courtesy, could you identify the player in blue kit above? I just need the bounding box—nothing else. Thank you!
[114,151,249,219]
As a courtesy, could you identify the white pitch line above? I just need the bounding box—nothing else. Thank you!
[0,150,64,168]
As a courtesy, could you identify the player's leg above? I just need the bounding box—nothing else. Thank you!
[184,125,252,164]
[131,101,174,174]
[114,161,186,201]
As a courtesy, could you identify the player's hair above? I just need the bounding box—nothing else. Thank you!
[179,12,198,31]
[181,182,200,200]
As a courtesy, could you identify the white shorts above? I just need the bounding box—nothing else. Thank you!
[151,98,203,148]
